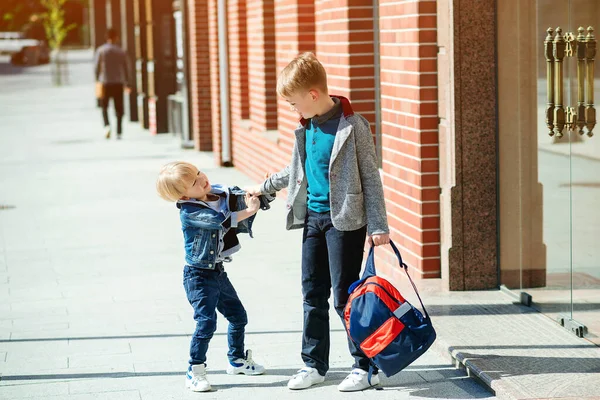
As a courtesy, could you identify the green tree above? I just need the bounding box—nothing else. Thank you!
[39,0,76,51]
[39,0,77,85]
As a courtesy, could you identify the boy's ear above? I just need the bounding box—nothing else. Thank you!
[309,89,319,101]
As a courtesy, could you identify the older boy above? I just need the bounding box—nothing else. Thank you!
[247,53,390,391]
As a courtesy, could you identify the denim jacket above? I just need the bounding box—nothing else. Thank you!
[177,184,273,270]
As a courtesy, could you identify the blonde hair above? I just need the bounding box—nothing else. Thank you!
[277,52,328,97]
[156,161,198,202]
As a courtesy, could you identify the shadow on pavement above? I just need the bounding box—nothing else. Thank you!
[0,367,495,398]
[0,329,348,343]
[427,302,600,316]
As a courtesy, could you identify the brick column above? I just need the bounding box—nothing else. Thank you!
[120,0,138,122]
[187,0,213,150]
[207,0,223,163]
[107,0,121,31]
[90,0,107,49]
[378,0,441,280]
[247,0,278,133]
[228,0,250,122]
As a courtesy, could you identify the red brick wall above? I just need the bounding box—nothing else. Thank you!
[378,0,440,279]
[229,0,316,183]
[247,0,278,133]
[315,0,376,123]
[187,0,212,150]
[192,0,441,280]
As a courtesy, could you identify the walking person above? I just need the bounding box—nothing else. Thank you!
[94,28,130,140]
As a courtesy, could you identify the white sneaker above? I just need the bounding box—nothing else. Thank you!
[337,368,380,392]
[287,367,325,390]
[104,126,111,139]
[226,349,265,375]
[185,364,211,392]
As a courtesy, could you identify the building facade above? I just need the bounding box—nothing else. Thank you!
[92,0,600,342]
[184,0,600,343]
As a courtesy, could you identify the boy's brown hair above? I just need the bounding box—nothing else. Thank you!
[277,52,328,97]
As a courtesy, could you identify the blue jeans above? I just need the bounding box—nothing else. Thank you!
[183,265,247,365]
[301,209,376,376]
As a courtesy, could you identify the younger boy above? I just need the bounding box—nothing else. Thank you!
[156,161,265,392]
[247,53,390,392]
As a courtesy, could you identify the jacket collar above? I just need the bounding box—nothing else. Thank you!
[294,95,355,164]
[299,95,354,128]
[176,184,227,209]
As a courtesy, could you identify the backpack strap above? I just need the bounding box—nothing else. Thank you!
[367,362,383,389]
[387,240,431,319]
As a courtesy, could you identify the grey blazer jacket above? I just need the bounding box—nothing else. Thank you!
[259,96,389,236]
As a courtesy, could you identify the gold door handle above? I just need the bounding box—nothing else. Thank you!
[576,27,587,134]
[585,26,596,137]
[553,27,566,138]
[545,28,555,136]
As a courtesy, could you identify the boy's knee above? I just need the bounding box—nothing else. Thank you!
[229,310,248,327]
[303,296,329,310]
[194,320,217,339]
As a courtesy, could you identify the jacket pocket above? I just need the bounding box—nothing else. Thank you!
[337,192,366,226]
[190,231,218,265]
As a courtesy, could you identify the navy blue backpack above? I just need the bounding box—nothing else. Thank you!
[343,240,436,378]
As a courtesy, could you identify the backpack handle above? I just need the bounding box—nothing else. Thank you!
[362,240,431,319]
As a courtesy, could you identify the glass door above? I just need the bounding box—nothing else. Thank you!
[498,0,600,345]
[530,0,573,332]
[570,0,600,343]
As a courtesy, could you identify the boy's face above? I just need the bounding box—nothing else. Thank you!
[284,90,319,119]
[182,169,211,201]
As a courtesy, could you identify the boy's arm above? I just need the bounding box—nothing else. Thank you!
[232,208,257,224]
[260,164,290,194]
[246,165,290,196]
[354,116,390,237]
[231,194,260,223]
[183,209,230,231]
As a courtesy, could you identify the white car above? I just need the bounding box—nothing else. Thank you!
[0,32,50,65]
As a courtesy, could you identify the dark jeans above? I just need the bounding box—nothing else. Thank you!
[101,83,124,134]
[183,265,247,365]
[301,209,376,376]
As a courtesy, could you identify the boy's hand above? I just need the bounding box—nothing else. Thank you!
[245,185,262,196]
[369,233,390,246]
[245,172,271,196]
[245,193,260,213]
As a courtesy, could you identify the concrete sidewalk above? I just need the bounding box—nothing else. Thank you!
[0,50,598,400]
[0,50,494,400]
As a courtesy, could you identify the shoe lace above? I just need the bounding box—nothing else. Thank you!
[244,349,258,367]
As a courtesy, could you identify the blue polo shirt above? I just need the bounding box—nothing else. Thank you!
[305,99,342,212]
